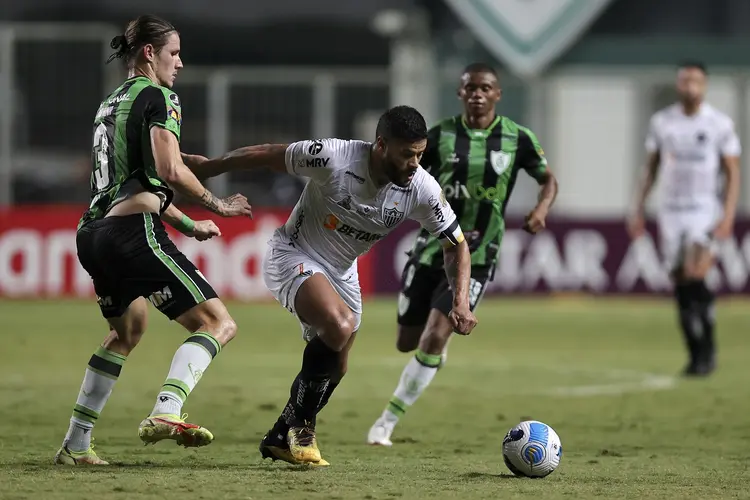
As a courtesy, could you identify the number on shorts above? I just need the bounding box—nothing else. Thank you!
[92,123,113,191]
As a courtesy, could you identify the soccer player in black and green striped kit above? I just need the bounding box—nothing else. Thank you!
[54,15,252,465]
[368,63,559,446]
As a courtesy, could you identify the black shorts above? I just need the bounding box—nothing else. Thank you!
[397,254,494,327]
[76,212,218,320]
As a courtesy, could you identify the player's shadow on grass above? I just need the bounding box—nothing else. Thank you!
[461,472,521,480]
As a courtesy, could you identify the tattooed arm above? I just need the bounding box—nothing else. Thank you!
[151,127,253,217]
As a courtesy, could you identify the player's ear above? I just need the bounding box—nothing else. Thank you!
[142,43,155,62]
[376,136,386,152]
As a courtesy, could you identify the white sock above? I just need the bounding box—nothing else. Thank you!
[382,350,441,424]
[150,332,221,417]
[64,347,125,452]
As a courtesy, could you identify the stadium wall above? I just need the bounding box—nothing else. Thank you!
[3,206,750,300]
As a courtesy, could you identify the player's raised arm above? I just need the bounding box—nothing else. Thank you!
[190,139,347,183]
[628,116,661,239]
[410,174,475,335]
[714,120,742,240]
[516,126,558,234]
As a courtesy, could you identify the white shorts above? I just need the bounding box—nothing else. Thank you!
[657,207,720,271]
[262,233,362,341]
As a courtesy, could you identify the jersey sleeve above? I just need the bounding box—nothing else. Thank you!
[719,118,741,157]
[516,126,549,181]
[142,86,182,141]
[410,172,465,248]
[284,138,349,183]
[644,115,660,154]
[419,125,441,174]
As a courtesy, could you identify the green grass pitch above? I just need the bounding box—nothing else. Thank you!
[0,296,749,499]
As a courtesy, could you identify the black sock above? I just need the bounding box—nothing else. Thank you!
[311,380,340,428]
[688,279,716,362]
[269,375,300,440]
[675,282,700,364]
[283,336,339,428]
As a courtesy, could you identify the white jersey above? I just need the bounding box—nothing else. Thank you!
[276,138,462,274]
[646,103,741,212]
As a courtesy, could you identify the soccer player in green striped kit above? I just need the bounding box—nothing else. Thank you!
[368,63,559,446]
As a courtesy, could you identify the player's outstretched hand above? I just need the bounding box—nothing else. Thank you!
[187,220,221,241]
[522,206,547,234]
[217,193,253,218]
[448,303,478,335]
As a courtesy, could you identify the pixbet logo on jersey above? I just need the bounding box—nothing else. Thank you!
[323,214,384,242]
[442,182,505,201]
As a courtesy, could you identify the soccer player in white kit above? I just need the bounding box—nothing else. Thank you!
[628,62,741,376]
[190,105,477,465]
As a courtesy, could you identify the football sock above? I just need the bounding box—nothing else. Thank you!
[271,372,341,438]
[283,336,339,427]
[382,349,442,424]
[675,282,701,364]
[150,332,221,417]
[64,346,126,452]
[688,279,716,361]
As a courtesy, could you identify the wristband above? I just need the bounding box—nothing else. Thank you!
[176,214,195,233]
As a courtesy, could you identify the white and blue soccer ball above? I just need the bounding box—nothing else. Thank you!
[502,420,562,478]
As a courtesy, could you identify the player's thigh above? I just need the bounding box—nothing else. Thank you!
[294,274,357,351]
[263,243,357,351]
[76,221,142,321]
[396,261,441,352]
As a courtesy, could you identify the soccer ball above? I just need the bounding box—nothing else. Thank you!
[502,420,562,478]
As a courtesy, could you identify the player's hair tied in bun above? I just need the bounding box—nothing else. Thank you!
[106,35,128,64]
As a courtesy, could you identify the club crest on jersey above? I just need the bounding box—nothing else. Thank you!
[383,205,404,228]
[168,93,180,108]
[489,150,511,176]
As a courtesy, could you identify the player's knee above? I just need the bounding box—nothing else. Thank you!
[179,299,237,346]
[320,309,356,352]
[213,316,237,345]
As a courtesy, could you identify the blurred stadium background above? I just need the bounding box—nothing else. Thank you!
[3,0,750,300]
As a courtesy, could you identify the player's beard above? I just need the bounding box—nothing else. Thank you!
[384,159,411,187]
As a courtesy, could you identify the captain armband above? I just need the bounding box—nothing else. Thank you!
[439,218,465,248]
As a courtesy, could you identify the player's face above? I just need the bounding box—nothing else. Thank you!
[151,32,183,88]
[378,137,427,187]
[458,71,501,117]
[676,67,706,105]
